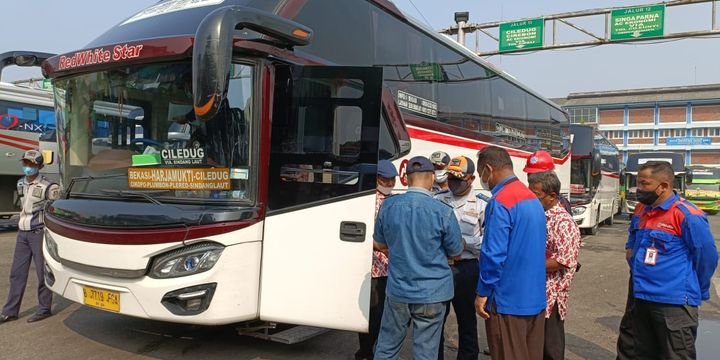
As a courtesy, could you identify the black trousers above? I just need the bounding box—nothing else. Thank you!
[2,229,52,317]
[544,306,565,360]
[616,276,636,360]
[356,276,387,359]
[438,259,479,360]
[632,299,698,360]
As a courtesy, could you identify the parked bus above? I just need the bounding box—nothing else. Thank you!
[623,152,685,214]
[40,0,570,342]
[568,125,620,235]
[685,166,720,215]
[0,51,57,218]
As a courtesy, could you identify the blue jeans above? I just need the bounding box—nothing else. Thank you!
[375,297,447,360]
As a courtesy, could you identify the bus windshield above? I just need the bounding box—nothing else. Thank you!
[53,62,255,204]
[570,159,590,194]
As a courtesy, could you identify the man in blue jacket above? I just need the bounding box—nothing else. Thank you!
[625,161,717,359]
[474,146,547,360]
[374,156,463,360]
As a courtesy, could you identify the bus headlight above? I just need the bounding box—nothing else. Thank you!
[571,206,587,216]
[44,229,61,263]
[150,243,224,279]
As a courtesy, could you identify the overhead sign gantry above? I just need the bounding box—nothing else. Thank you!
[442,0,719,56]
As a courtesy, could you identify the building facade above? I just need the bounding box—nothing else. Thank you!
[553,84,720,166]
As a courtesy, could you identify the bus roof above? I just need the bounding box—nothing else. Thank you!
[625,152,685,173]
[0,82,53,107]
[43,0,565,115]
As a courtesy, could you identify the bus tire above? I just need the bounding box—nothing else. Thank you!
[588,207,600,236]
[604,202,615,226]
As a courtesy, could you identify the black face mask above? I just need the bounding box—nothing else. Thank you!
[637,185,661,205]
[448,177,471,196]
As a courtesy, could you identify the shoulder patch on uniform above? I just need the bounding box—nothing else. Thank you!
[676,201,705,217]
[476,193,491,202]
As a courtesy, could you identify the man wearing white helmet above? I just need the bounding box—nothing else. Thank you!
[0,149,60,324]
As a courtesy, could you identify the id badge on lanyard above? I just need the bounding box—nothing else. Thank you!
[644,241,658,266]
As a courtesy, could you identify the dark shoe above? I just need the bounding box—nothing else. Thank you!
[482,347,491,356]
[354,350,373,360]
[26,312,52,323]
[0,314,18,324]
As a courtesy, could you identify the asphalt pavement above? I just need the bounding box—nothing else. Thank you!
[0,214,718,360]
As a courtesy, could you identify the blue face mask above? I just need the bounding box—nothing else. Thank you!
[22,166,39,177]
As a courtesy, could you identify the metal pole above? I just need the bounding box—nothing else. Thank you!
[458,21,466,45]
[713,1,717,30]
[455,12,470,46]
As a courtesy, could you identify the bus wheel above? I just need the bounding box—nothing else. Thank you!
[604,203,615,226]
[589,208,600,236]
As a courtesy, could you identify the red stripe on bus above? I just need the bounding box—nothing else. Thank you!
[0,133,40,146]
[406,126,570,165]
[602,172,621,179]
[0,138,34,151]
[45,215,261,245]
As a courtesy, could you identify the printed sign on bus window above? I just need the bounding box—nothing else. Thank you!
[128,168,230,190]
[160,148,206,166]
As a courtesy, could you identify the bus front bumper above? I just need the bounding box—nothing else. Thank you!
[572,206,592,229]
[687,199,720,213]
[43,241,262,325]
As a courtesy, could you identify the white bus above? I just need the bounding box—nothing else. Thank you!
[569,125,620,235]
[0,51,57,218]
[41,0,571,342]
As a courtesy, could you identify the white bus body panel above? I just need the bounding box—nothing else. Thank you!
[404,126,572,194]
[44,223,264,325]
[575,173,619,230]
[260,194,375,332]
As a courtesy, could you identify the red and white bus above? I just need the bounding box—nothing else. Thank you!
[41,0,570,341]
[569,125,620,235]
[0,51,58,217]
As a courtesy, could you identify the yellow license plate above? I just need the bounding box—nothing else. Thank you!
[82,286,120,312]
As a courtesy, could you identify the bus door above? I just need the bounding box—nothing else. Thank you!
[260,65,383,331]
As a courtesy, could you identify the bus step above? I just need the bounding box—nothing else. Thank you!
[237,322,328,344]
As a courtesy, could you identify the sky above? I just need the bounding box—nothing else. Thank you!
[2,0,718,98]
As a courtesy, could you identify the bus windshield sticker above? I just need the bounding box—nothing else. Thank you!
[160,148,207,166]
[397,90,438,119]
[131,153,162,167]
[122,0,225,25]
[128,168,231,190]
[230,168,249,180]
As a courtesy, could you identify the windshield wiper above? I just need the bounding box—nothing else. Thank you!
[99,189,167,206]
[66,174,129,199]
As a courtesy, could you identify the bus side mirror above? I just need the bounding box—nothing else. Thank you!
[192,5,313,122]
[686,173,693,184]
[0,51,56,82]
[591,150,602,177]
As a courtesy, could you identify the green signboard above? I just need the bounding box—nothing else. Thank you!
[611,5,665,40]
[410,63,443,81]
[499,18,544,52]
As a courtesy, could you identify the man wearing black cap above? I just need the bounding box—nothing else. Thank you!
[374,156,463,360]
[0,149,60,324]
